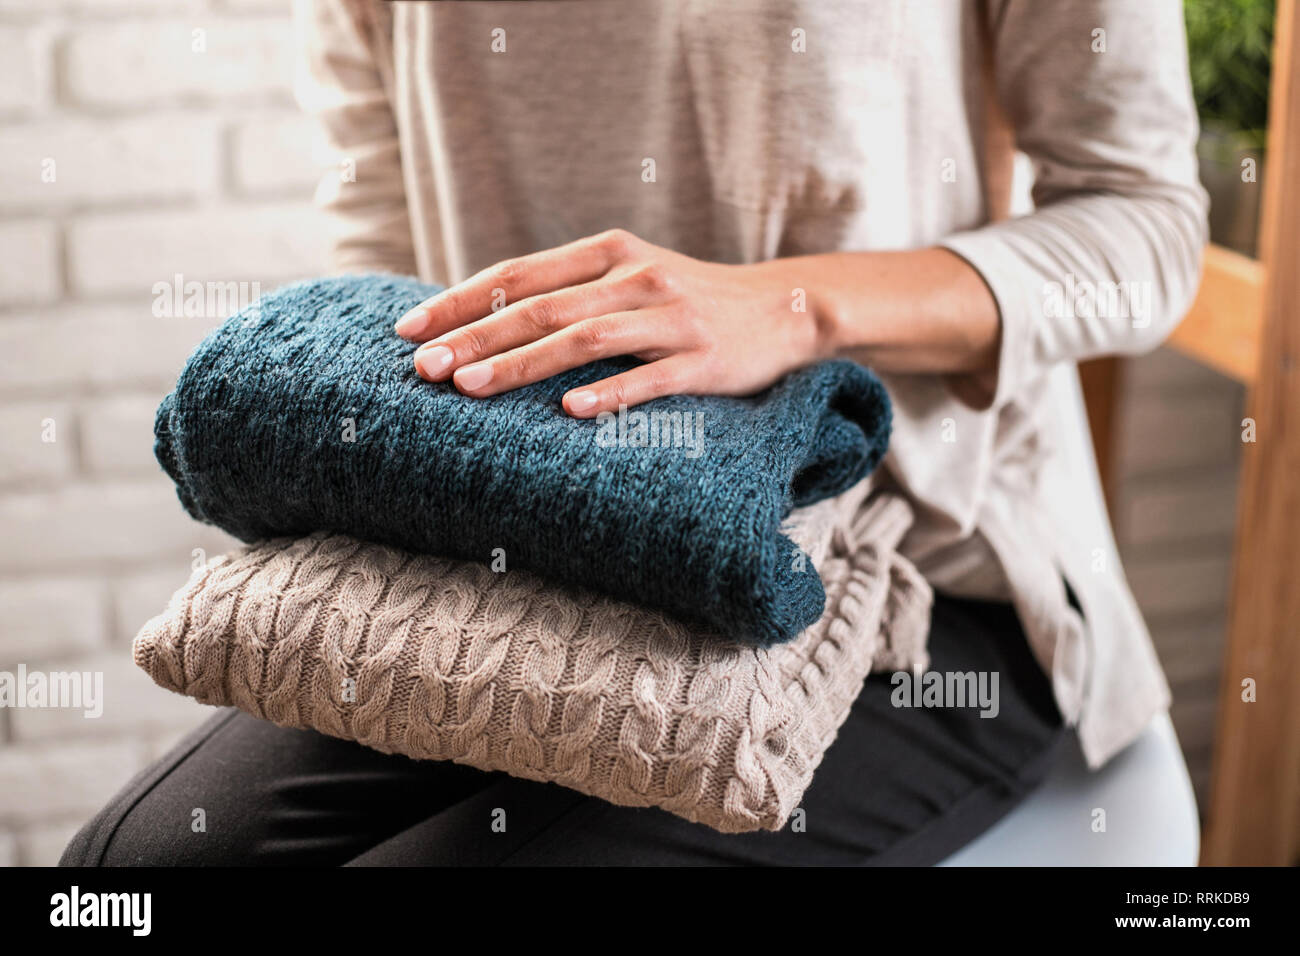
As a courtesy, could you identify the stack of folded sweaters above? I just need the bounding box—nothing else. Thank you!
[134,274,933,833]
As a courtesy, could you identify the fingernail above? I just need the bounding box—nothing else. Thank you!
[455,362,494,392]
[414,344,454,379]
[568,390,598,413]
[395,308,428,337]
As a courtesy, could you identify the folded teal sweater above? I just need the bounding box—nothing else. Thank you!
[155,274,892,645]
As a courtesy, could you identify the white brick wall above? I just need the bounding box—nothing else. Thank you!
[0,0,326,865]
[0,306,225,391]
[0,738,151,827]
[79,393,172,476]
[230,113,322,193]
[0,482,238,573]
[0,26,48,115]
[68,204,327,295]
[60,19,296,108]
[0,116,221,207]
[0,576,108,664]
[0,401,75,485]
[0,220,60,306]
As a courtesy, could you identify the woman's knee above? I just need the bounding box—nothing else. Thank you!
[63,796,218,866]
[60,710,247,866]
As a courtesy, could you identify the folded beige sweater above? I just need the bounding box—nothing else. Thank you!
[134,486,932,832]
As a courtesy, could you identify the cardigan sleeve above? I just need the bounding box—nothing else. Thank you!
[940,0,1209,410]
[292,0,417,277]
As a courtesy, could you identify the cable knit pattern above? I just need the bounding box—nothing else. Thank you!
[134,487,931,833]
[153,274,892,646]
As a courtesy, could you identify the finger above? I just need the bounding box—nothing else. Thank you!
[562,354,698,418]
[395,228,640,341]
[413,264,676,382]
[449,309,690,397]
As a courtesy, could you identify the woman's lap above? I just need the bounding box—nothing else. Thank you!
[61,591,1064,867]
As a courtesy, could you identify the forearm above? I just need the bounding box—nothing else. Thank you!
[755,247,1000,377]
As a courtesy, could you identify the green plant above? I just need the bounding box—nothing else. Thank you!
[1184,0,1274,150]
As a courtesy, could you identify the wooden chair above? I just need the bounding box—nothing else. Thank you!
[1083,0,1300,866]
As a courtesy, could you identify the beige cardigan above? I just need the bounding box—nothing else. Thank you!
[291,0,1209,768]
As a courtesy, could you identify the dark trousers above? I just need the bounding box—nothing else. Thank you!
[61,592,1064,866]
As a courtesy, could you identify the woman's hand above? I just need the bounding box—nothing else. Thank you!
[394,229,835,418]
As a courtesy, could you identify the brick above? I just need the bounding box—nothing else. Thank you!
[0,27,45,114]
[0,738,144,826]
[0,479,238,574]
[0,401,75,485]
[61,18,295,108]
[67,203,328,297]
[113,564,194,644]
[1168,682,1219,760]
[230,113,322,194]
[0,116,219,210]
[16,822,80,867]
[1124,346,1246,395]
[1148,614,1225,687]
[0,575,108,667]
[1116,391,1243,478]
[1118,468,1240,551]
[79,393,166,476]
[1125,552,1232,620]
[0,220,59,306]
[0,306,222,395]
[8,650,214,743]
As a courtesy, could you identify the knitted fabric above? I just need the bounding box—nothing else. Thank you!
[153,274,893,646]
[133,487,931,833]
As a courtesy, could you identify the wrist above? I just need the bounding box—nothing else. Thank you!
[746,258,845,364]
[792,248,1000,375]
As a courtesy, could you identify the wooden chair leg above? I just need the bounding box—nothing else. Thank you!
[1201,0,1300,867]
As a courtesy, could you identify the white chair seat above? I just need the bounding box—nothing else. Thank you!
[939,712,1199,866]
